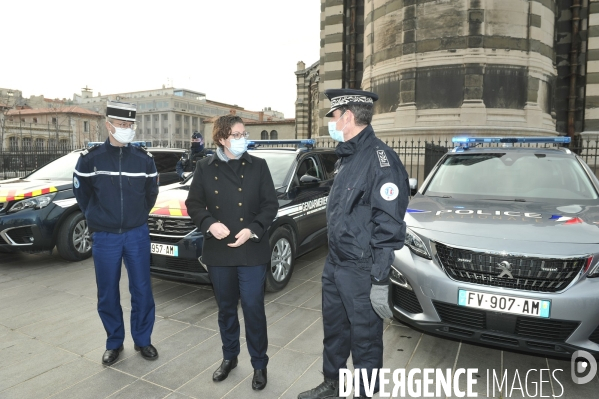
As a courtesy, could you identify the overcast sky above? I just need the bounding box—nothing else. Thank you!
[1,0,321,118]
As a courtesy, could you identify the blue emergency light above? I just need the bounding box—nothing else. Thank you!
[452,136,571,149]
[247,139,315,149]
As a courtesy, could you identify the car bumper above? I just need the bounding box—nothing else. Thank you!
[0,204,61,252]
[149,231,210,284]
[390,246,599,358]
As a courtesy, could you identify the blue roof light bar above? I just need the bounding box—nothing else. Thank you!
[248,139,315,149]
[452,136,571,149]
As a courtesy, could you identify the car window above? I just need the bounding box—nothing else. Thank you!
[425,152,599,201]
[296,157,322,180]
[151,152,181,173]
[249,151,296,188]
[321,153,338,179]
[26,152,81,180]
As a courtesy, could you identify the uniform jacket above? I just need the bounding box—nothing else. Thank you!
[73,138,159,234]
[185,150,278,267]
[327,125,409,283]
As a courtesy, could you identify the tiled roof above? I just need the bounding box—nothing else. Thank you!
[6,106,102,117]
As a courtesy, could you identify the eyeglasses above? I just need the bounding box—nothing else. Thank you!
[109,120,137,130]
[229,131,249,140]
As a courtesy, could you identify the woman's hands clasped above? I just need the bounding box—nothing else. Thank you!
[209,223,252,248]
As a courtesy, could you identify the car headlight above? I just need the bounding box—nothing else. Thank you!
[587,257,599,278]
[405,228,432,259]
[9,193,56,213]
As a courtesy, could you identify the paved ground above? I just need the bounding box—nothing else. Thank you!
[1,245,597,399]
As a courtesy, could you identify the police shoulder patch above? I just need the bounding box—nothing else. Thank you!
[73,176,80,189]
[380,182,399,201]
[376,150,390,167]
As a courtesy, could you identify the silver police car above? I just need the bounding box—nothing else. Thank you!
[391,137,599,358]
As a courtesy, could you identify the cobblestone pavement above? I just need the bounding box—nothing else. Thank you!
[0,245,596,399]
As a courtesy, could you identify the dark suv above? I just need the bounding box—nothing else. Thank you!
[0,145,186,261]
[148,140,339,292]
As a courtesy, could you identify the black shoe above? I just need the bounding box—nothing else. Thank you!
[134,344,158,361]
[102,345,124,366]
[297,377,339,399]
[212,357,238,382]
[252,368,267,390]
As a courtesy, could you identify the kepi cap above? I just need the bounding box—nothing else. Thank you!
[106,100,136,122]
[324,88,378,117]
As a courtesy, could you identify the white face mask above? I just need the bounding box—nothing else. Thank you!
[109,122,136,144]
[328,111,347,142]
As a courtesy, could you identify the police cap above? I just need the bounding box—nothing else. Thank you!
[324,88,378,117]
[106,100,136,122]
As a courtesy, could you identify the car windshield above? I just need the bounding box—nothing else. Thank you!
[425,152,599,201]
[249,151,296,188]
[25,152,81,181]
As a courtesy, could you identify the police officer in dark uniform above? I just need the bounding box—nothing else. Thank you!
[176,131,212,179]
[298,89,409,399]
[74,101,159,366]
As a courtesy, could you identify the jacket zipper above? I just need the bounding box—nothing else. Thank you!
[119,147,123,233]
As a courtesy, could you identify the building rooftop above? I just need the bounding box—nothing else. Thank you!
[6,106,103,117]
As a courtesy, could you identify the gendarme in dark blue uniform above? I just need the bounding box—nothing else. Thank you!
[73,101,159,366]
[298,89,409,399]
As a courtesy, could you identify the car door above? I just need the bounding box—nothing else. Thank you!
[290,154,331,248]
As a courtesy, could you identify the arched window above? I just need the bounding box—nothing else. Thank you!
[261,130,268,140]
[270,130,278,140]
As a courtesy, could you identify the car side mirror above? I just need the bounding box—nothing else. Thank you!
[409,178,418,196]
[300,175,320,185]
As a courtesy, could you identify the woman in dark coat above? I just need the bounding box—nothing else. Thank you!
[185,115,278,391]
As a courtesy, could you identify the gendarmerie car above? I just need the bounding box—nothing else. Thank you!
[0,144,185,261]
[391,136,599,358]
[148,139,338,292]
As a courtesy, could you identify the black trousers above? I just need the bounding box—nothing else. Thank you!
[208,264,269,370]
[322,258,383,397]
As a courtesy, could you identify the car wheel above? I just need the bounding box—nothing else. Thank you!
[265,227,295,292]
[56,211,92,262]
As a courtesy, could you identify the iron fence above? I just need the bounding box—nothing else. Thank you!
[2,135,599,182]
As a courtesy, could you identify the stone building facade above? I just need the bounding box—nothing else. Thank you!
[301,0,595,140]
[3,107,103,150]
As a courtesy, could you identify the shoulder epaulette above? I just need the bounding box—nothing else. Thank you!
[375,148,390,168]
[135,146,153,157]
[80,144,100,156]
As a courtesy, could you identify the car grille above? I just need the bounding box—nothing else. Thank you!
[433,301,579,342]
[588,325,599,345]
[150,254,204,274]
[148,216,196,237]
[392,284,423,314]
[434,242,586,292]
[434,300,487,329]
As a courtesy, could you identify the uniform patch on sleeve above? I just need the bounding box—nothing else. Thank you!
[376,150,390,167]
[380,182,399,201]
[73,176,80,189]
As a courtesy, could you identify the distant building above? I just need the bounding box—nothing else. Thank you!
[73,87,285,148]
[202,117,296,146]
[3,106,103,150]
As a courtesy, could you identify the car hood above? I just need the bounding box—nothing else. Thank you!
[0,179,71,201]
[406,195,599,244]
[150,185,288,218]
